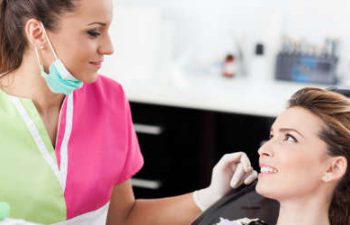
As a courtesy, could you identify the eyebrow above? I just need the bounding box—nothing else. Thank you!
[271,127,305,138]
[87,22,107,26]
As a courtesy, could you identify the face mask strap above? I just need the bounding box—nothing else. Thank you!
[34,46,44,71]
[0,71,10,78]
[40,22,58,61]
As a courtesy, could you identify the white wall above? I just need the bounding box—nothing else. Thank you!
[102,0,350,82]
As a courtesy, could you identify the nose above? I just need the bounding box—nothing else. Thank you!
[99,33,114,55]
[258,140,273,157]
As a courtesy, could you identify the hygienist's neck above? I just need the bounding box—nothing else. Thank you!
[276,194,331,225]
[0,55,65,114]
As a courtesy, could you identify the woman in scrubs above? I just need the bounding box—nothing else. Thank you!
[0,0,256,224]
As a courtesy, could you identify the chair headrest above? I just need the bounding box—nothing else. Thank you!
[327,87,350,98]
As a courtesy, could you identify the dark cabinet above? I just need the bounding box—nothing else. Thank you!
[214,113,274,169]
[130,102,274,199]
[130,103,202,198]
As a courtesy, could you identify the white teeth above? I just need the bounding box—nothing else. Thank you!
[260,167,278,174]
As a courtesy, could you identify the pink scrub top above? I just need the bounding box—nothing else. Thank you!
[0,75,144,224]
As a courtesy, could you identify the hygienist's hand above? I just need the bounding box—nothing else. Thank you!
[193,152,258,211]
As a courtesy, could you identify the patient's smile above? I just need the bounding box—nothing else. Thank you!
[260,166,278,174]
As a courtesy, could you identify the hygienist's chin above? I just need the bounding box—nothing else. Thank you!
[87,73,100,83]
[85,65,103,83]
[83,63,102,83]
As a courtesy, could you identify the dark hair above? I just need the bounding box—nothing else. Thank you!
[0,0,79,74]
[289,87,350,225]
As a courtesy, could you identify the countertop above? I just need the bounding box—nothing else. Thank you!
[109,73,327,118]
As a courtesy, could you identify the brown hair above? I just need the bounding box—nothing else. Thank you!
[0,0,79,74]
[289,87,350,225]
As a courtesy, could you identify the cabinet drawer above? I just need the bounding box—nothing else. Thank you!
[130,102,202,198]
[134,123,164,135]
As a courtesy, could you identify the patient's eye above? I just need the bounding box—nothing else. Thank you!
[86,29,101,38]
[284,133,298,143]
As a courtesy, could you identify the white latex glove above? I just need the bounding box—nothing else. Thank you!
[193,152,258,211]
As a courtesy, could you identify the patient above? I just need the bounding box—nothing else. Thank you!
[195,87,350,225]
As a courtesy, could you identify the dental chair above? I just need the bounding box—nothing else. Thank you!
[191,181,279,225]
[328,87,350,97]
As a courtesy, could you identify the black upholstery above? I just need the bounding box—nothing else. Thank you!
[328,87,350,98]
[192,182,279,225]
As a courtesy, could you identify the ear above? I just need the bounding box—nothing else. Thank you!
[322,156,347,182]
[24,18,46,50]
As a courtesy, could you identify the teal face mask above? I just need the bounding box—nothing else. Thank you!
[34,23,83,95]
[38,59,83,96]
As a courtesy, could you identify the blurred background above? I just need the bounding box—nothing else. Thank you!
[102,0,350,85]
[100,0,350,198]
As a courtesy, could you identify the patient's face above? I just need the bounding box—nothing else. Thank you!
[256,106,331,201]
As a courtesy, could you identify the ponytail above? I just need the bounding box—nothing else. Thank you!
[0,0,28,75]
[0,0,78,75]
[0,0,9,73]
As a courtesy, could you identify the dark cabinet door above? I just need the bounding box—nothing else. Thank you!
[130,102,274,198]
[130,103,202,198]
[214,113,274,169]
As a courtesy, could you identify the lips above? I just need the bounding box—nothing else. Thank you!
[89,60,103,69]
[259,164,278,174]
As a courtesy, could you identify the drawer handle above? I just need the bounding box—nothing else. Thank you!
[131,178,162,190]
[134,123,164,135]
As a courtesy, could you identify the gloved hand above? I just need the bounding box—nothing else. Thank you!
[193,152,258,211]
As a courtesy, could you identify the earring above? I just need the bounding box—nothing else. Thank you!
[322,173,331,181]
